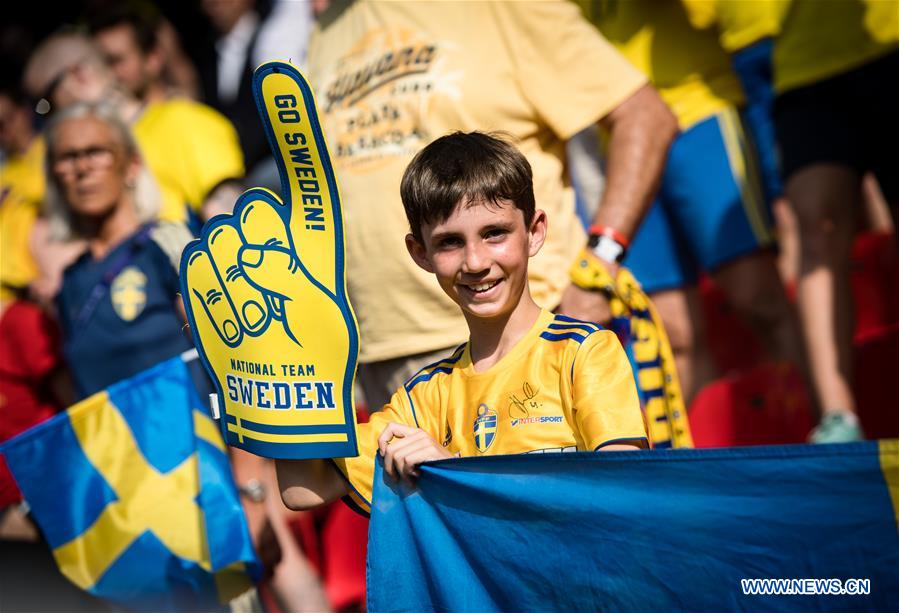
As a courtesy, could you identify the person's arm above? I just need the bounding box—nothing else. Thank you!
[559,85,676,321]
[594,84,677,263]
[276,458,348,511]
[277,393,418,512]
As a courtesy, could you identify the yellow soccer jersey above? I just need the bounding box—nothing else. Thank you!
[774,0,899,93]
[681,0,787,53]
[333,310,648,513]
[0,137,45,291]
[580,0,745,129]
[133,99,244,223]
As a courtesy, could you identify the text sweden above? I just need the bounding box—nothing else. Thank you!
[227,359,335,410]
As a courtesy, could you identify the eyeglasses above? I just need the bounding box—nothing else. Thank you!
[52,146,117,175]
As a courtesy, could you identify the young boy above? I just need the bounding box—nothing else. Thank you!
[277,132,647,514]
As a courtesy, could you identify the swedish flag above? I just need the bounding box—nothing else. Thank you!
[1,356,260,609]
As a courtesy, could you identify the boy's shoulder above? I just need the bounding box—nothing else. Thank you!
[539,313,605,345]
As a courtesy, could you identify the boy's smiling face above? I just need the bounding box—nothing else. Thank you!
[406,198,546,321]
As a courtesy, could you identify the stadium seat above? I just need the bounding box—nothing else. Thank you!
[689,362,814,447]
[854,324,899,439]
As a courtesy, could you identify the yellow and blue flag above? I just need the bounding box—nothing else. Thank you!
[1,356,260,609]
[369,443,899,610]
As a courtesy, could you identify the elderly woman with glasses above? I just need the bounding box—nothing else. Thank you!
[45,101,196,398]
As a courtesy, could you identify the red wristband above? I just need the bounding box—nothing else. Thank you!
[588,224,630,249]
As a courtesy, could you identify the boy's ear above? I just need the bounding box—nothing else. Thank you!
[527,209,548,257]
[405,233,434,273]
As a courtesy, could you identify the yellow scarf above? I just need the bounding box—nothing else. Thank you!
[570,251,694,449]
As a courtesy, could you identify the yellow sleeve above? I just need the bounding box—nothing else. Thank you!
[0,197,39,292]
[330,392,415,514]
[680,0,718,30]
[715,0,788,53]
[490,0,648,139]
[572,330,648,450]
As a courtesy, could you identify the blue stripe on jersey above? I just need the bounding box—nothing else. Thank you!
[404,385,421,428]
[327,458,371,513]
[404,366,455,392]
[404,344,466,393]
[553,314,601,329]
[547,322,599,334]
[540,331,587,343]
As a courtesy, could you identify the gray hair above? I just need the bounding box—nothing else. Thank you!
[43,101,160,241]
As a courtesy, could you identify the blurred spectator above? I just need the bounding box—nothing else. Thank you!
[0,84,43,296]
[22,32,243,302]
[681,0,787,205]
[200,0,313,181]
[43,101,194,398]
[0,297,65,509]
[201,176,245,220]
[586,0,809,405]
[23,31,243,226]
[86,1,171,105]
[771,0,899,442]
[305,0,676,411]
[85,1,201,102]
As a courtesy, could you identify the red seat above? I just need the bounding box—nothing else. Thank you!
[689,362,814,447]
[851,232,899,340]
[854,324,899,439]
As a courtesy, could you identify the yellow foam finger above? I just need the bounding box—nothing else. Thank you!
[207,224,270,334]
[183,248,243,346]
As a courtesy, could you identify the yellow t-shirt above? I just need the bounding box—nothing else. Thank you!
[333,310,648,513]
[774,0,899,93]
[580,0,745,129]
[0,138,45,292]
[680,0,787,53]
[132,99,244,223]
[306,0,647,362]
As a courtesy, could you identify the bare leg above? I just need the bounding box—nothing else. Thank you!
[861,172,895,233]
[648,287,716,405]
[772,196,800,287]
[711,251,816,415]
[787,163,860,416]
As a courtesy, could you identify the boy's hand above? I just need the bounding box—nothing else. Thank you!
[378,423,454,483]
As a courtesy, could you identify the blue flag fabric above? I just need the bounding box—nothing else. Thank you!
[368,443,899,611]
[1,356,260,610]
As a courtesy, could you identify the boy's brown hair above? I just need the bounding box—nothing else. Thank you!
[400,131,535,242]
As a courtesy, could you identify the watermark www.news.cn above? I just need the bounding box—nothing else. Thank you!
[741,578,871,596]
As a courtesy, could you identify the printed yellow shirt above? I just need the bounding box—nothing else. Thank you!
[133,99,244,223]
[306,0,647,362]
[333,310,648,513]
[0,137,44,291]
[773,0,899,93]
[581,0,745,129]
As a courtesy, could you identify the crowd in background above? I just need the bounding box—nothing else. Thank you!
[1,1,897,611]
